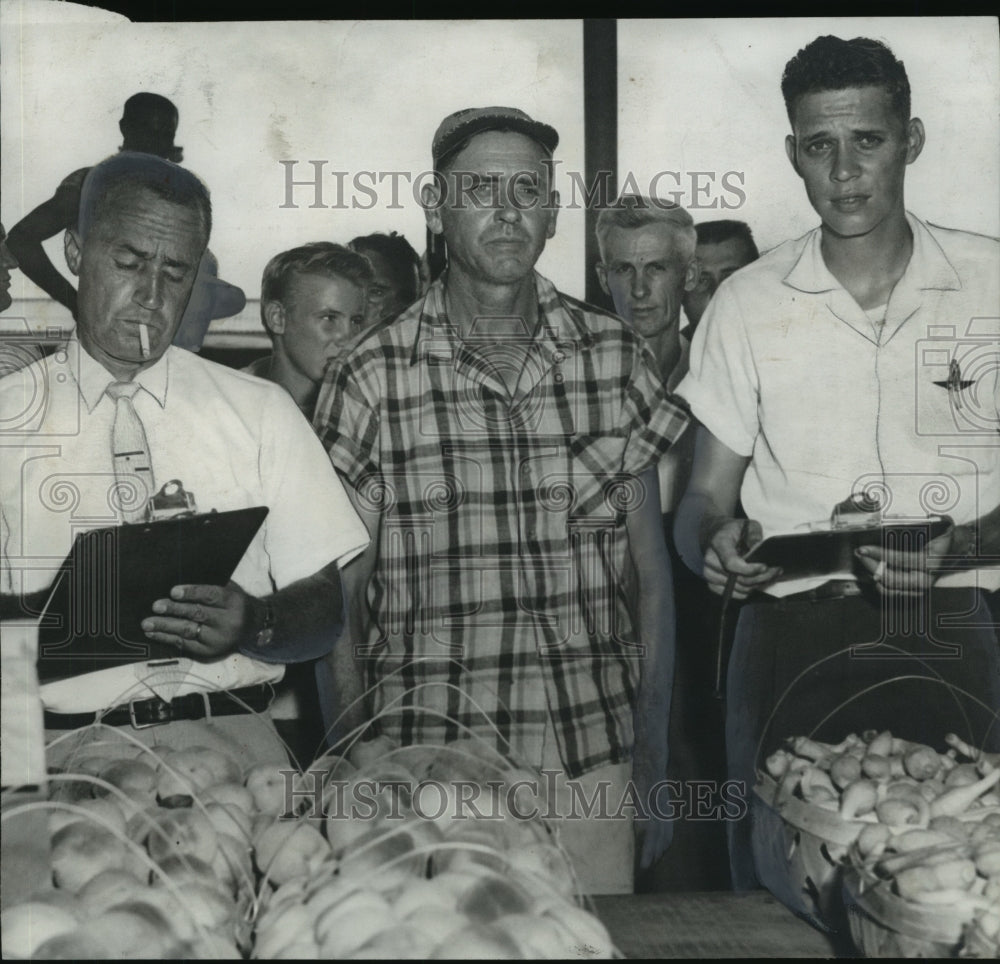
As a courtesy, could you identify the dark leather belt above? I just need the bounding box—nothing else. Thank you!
[756,579,866,604]
[43,684,273,730]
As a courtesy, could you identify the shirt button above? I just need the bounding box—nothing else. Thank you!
[552,349,566,363]
[553,372,564,383]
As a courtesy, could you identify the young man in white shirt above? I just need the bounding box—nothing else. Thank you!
[675,34,1000,892]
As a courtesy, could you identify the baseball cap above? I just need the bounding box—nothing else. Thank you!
[432,106,559,171]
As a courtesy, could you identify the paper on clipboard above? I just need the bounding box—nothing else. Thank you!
[742,516,953,581]
[35,506,268,682]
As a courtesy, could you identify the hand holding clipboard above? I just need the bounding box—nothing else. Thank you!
[704,518,783,600]
[37,506,269,682]
[742,515,954,590]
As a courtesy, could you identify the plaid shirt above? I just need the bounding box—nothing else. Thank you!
[314,272,688,776]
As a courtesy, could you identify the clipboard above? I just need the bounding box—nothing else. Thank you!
[36,506,268,682]
[742,515,953,581]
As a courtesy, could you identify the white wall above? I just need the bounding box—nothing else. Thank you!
[617,17,1000,253]
[2,12,997,322]
[1,14,586,311]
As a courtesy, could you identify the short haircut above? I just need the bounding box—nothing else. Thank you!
[781,35,911,126]
[78,152,211,243]
[596,195,696,264]
[259,241,374,328]
[349,232,421,305]
[694,220,759,262]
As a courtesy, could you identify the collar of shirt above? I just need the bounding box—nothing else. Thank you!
[782,212,962,345]
[69,332,170,414]
[408,271,594,367]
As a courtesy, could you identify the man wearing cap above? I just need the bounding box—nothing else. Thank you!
[0,153,369,768]
[314,107,687,892]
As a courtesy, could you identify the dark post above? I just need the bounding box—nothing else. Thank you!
[583,19,618,310]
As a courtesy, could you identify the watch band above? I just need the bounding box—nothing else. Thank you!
[256,601,276,648]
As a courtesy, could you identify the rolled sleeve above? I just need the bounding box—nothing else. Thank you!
[676,284,759,458]
[621,343,690,479]
[259,388,369,584]
[313,359,382,494]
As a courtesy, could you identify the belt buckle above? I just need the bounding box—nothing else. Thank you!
[129,696,172,729]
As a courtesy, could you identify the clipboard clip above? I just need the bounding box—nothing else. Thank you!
[830,492,884,530]
[145,479,198,522]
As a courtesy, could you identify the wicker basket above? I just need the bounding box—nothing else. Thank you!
[961,915,1000,960]
[841,865,968,958]
[752,772,868,932]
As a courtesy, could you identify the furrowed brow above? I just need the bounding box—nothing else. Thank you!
[115,242,153,259]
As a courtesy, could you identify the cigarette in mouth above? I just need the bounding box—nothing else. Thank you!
[138,323,150,358]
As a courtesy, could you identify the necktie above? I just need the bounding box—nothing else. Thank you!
[106,380,155,523]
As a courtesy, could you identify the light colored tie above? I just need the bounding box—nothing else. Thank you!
[106,380,155,523]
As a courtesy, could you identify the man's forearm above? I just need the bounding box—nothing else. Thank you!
[5,229,77,316]
[634,589,674,772]
[316,546,377,743]
[0,590,51,623]
[944,505,1000,570]
[238,561,344,663]
[674,490,729,576]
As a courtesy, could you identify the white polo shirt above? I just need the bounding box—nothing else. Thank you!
[0,339,370,710]
[677,213,1000,597]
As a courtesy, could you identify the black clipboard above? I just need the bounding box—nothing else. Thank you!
[36,506,268,682]
[742,516,952,581]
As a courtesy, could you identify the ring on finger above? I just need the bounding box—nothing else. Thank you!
[194,622,202,642]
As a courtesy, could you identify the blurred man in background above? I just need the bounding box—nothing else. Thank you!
[596,197,729,889]
[596,196,699,512]
[246,242,374,417]
[6,93,184,318]
[0,223,46,377]
[348,231,422,325]
[681,219,759,335]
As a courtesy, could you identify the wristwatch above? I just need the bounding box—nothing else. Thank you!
[954,524,978,564]
[256,601,276,648]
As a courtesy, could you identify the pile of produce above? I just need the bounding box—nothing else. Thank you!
[764,730,1000,825]
[761,729,1000,957]
[251,734,617,959]
[1,725,619,960]
[1,734,266,959]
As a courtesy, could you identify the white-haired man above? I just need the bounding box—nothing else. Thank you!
[596,196,699,513]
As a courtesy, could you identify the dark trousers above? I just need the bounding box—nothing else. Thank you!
[726,586,1000,890]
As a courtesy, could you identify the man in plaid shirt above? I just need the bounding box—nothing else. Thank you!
[313,107,689,892]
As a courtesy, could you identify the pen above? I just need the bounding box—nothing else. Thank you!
[716,519,751,699]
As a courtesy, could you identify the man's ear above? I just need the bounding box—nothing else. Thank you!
[595,261,610,297]
[785,134,802,178]
[421,181,445,237]
[905,117,926,165]
[683,258,700,293]
[545,189,560,240]
[64,229,83,276]
[262,300,286,336]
